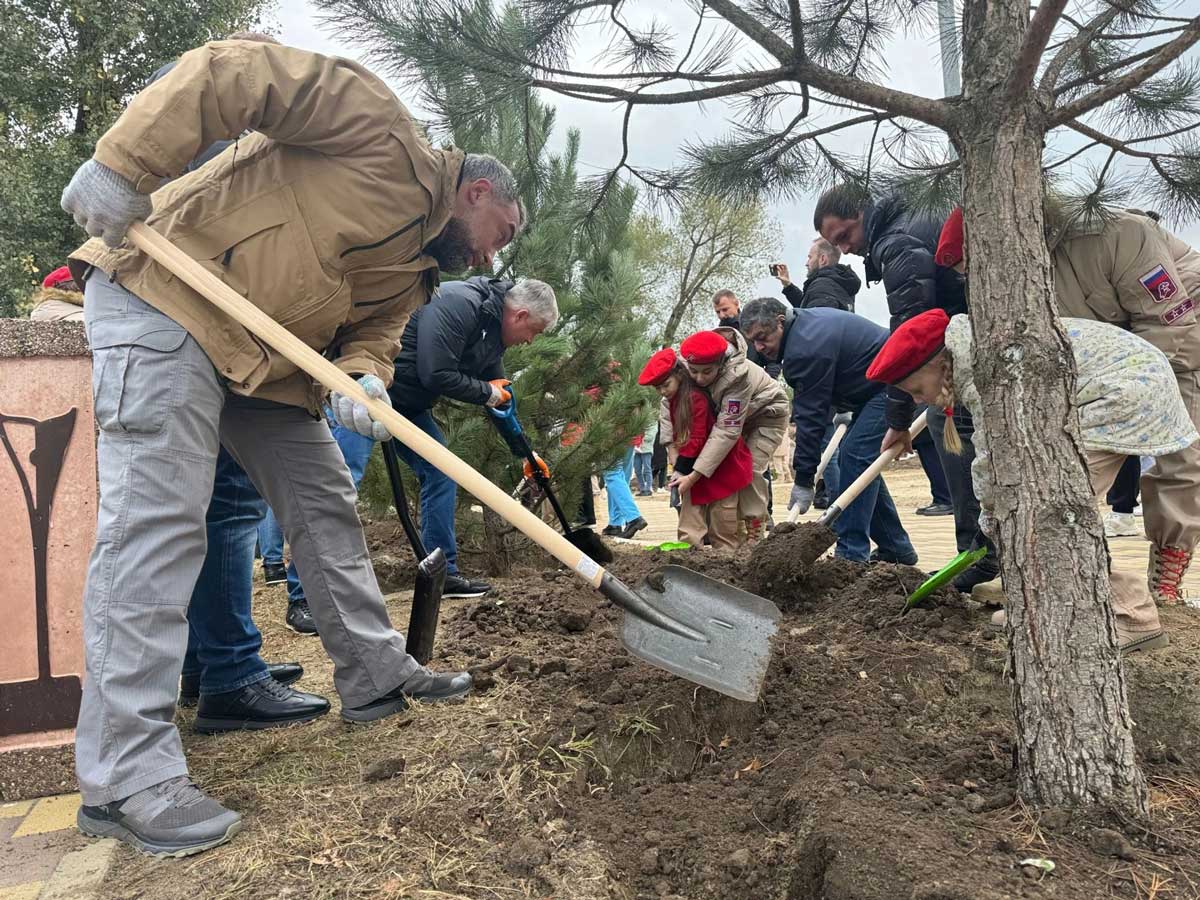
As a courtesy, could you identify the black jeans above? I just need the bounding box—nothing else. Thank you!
[926,405,999,574]
[1106,455,1141,514]
[912,414,952,506]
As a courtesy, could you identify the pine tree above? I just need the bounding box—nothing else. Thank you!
[318,0,1200,814]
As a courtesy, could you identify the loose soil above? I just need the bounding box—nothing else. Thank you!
[78,522,1200,899]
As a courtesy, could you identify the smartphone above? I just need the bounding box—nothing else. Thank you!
[769,264,782,277]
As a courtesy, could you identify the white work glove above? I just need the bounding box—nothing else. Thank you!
[789,483,815,514]
[330,374,392,441]
[60,159,153,249]
[832,411,853,427]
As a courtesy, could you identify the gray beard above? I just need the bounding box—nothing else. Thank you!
[426,217,472,273]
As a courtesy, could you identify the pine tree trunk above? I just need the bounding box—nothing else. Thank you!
[959,0,1148,814]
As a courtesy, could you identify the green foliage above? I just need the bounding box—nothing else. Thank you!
[0,0,274,316]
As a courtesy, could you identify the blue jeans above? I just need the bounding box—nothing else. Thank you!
[286,421,376,600]
[833,393,916,563]
[604,448,642,526]
[389,409,461,575]
[633,452,654,493]
[181,447,270,694]
[257,508,284,566]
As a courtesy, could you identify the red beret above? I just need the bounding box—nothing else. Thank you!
[936,207,964,267]
[638,347,678,386]
[680,330,729,366]
[866,308,951,384]
[42,265,73,289]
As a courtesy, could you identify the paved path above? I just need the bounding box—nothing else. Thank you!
[594,462,1200,596]
[0,796,114,900]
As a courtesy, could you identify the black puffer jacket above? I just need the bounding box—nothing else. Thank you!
[862,196,968,428]
[390,276,508,412]
[798,264,860,311]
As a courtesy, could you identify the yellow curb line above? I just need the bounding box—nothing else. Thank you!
[11,795,79,839]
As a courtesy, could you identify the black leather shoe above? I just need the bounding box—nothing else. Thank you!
[916,502,954,516]
[342,668,473,723]
[443,574,491,599]
[180,662,303,708]
[953,563,999,594]
[602,524,622,536]
[869,548,919,566]
[262,561,287,585]
[194,678,329,733]
[620,517,649,539]
[286,599,319,636]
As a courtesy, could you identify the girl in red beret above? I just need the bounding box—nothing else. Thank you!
[676,328,789,541]
[869,308,1198,653]
[639,349,752,549]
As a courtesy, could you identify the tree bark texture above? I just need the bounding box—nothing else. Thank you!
[959,0,1148,815]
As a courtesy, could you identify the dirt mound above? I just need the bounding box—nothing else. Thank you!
[94,536,1200,900]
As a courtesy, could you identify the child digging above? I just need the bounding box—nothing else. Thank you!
[867,308,1198,653]
[639,348,753,549]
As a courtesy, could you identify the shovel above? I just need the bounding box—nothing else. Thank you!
[784,420,849,526]
[380,439,446,665]
[785,410,929,565]
[128,223,780,702]
[903,547,987,613]
[487,386,613,564]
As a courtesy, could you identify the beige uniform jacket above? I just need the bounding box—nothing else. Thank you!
[68,40,464,410]
[1053,211,1200,375]
[691,327,789,478]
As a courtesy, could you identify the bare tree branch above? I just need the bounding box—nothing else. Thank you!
[529,70,788,104]
[703,0,794,63]
[1050,16,1200,125]
[1064,118,1199,160]
[1008,0,1071,100]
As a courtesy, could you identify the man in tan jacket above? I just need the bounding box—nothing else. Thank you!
[1053,210,1200,606]
[59,40,521,857]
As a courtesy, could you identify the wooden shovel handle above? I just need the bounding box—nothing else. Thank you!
[786,420,849,525]
[126,222,606,588]
[819,410,928,522]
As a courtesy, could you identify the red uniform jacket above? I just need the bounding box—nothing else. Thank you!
[671,391,753,506]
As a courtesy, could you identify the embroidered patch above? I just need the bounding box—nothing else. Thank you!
[1139,264,1179,303]
[722,398,744,427]
[1161,297,1195,326]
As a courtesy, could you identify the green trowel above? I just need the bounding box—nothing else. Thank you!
[903,547,988,614]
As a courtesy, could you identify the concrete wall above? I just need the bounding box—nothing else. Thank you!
[0,320,94,751]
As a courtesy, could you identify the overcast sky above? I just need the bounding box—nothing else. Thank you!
[274,0,1200,329]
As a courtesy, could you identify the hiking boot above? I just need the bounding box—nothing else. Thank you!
[953,563,998,594]
[989,609,1169,655]
[262,561,287,585]
[342,667,473,723]
[77,777,241,858]
[602,524,623,536]
[916,502,954,517]
[620,517,649,540]
[443,574,491,599]
[971,581,1005,608]
[1149,545,1192,606]
[286,599,319,636]
[869,548,919,566]
[1104,511,1140,538]
[180,662,303,708]
[194,677,330,734]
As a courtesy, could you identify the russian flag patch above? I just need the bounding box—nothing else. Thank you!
[1139,265,1179,303]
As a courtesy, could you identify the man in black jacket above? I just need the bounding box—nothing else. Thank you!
[814,186,994,591]
[772,238,861,311]
[390,276,558,598]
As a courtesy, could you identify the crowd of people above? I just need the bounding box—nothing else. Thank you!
[28,36,1199,860]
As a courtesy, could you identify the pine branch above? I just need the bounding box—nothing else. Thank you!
[1064,119,1198,161]
[1008,0,1071,100]
[1054,43,1163,95]
[1050,16,1200,125]
[1041,2,1126,91]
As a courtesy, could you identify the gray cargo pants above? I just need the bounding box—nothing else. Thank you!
[76,275,418,805]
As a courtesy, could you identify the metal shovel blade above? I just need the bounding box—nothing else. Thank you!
[618,565,781,702]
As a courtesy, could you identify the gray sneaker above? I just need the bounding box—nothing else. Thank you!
[342,667,473,723]
[78,777,241,858]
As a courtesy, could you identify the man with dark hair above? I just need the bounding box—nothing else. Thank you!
[739,296,917,564]
[60,39,521,857]
[814,185,991,590]
[771,238,861,312]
